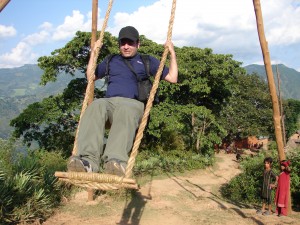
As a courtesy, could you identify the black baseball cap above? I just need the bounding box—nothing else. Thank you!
[118,26,139,42]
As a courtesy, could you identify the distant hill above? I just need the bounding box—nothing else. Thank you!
[0,64,86,98]
[244,64,300,100]
[0,64,104,139]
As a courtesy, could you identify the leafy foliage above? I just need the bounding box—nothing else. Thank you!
[284,99,300,138]
[286,148,300,207]
[219,73,274,140]
[148,103,225,155]
[134,148,214,176]
[38,31,117,85]
[0,139,70,224]
[221,152,267,204]
[10,30,275,158]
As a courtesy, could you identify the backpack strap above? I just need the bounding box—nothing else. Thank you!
[122,58,142,81]
[105,54,151,81]
[140,54,151,77]
[104,54,117,84]
[105,54,116,76]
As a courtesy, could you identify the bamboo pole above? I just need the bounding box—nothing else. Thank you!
[252,0,285,162]
[87,0,99,202]
[276,65,286,146]
[91,0,98,52]
[253,0,291,215]
[0,0,10,12]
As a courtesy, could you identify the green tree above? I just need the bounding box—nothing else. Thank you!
[147,46,244,152]
[284,99,300,138]
[168,47,243,113]
[10,31,169,154]
[38,31,116,85]
[10,30,270,156]
[219,73,273,141]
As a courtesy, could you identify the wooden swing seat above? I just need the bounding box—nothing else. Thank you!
[55,171,138,190]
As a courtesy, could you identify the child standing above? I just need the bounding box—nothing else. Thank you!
[275,160,291,217]
[257,157,278,215]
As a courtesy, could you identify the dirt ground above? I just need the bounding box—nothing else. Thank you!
[43,152,300,225]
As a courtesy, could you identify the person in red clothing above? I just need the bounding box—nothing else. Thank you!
[275,160,291,216]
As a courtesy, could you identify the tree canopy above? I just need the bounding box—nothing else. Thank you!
[10,31,276,156]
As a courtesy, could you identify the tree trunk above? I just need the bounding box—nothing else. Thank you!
[196,127,201,152]
[191,112,195,148]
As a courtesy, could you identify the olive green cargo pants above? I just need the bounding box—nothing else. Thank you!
[76,97,144,172]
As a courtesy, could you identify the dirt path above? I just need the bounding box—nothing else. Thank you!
[44,152,300,225]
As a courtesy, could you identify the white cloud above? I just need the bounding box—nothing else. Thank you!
[0,24,17,38]
[0,42,37,68]
[39,22,53,31]
[111,0,174,44]
[0,10,93,68]
[266,7,300,45]
[107,0,300,69]
[110,0,258,49]
[1,0,300,70]
[52,10,91,41]
[23,30,50,46]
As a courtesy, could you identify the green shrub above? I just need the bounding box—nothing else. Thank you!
[0,139,71,224]
[221,144,300,209]
[134,148,214,176]
[287,147,300,209]
[221,152,265,204]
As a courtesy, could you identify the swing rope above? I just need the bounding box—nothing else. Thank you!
[125,0,177,179]
[72,0,114,156]
[55,0,177,190]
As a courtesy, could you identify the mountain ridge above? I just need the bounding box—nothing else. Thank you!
[0,64,104,139]
[244,63,300,100]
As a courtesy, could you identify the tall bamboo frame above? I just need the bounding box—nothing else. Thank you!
[252,0,285,162]
[0,0,10,12]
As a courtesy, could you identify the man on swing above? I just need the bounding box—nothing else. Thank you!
[68,26,178,176]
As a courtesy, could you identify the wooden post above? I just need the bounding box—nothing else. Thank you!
[253,0,292,215]
[88,0,98,104]
[276,65,286,146]
[252,0,285,162]
[87,0,99,202]
[0,0,10,12]
[91,0,98,64]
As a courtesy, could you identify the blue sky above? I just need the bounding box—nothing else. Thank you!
[1,0,300,71]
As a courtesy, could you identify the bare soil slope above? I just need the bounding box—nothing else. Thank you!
[44,152,300,225]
